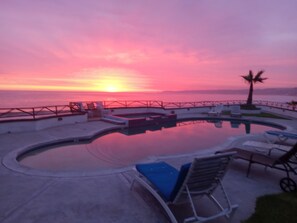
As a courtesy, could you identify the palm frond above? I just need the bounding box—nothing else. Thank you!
[254,70,267,83]
[241,75,252,82]
[254,70,265,81]
[242,70,253,82]
[249,70,253,76]
[255,77,268,83]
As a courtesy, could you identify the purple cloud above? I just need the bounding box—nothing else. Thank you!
[0,0,296,90]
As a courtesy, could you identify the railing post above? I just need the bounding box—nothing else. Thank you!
[55,106,58,116]
[32,108,36,120]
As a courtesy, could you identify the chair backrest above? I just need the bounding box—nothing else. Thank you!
[266,131,297,140]
[231,105,241,113]
[172,152,235,203]
[87,102,95,110]
[278,143,297,163]
[96,101,104,109]
[217,104,224,112]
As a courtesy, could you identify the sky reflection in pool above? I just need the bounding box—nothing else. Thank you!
[19,119,281,171]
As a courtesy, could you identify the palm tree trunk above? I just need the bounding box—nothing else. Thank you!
[247,82,253,105]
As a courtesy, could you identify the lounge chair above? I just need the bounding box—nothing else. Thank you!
[217,143,297,192]
[96,101,111,116]
[265,130,297,143]
[69,102,85,113]
[230,105,241,117]
[242,141,291,153]
[131,153,238,223]
[86,102,96,110]
[208,104,224,116]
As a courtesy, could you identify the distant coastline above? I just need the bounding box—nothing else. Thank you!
[162,87,297,96]
[0,88,296,108]
[1,87,296,96]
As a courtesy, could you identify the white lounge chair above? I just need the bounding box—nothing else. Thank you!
[131,153,238,223]
[242,140,291,154]
[87,102,96,110]
[265,130,297,144]
[208,104,224,116]
[230,105,241,117]
[69,102,85,113]
[96,101,111,116]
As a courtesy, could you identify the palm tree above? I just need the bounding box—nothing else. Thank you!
[242,70,267,105]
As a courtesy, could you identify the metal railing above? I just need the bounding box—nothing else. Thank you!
[100,100,296,111]
[101,100,164,108]
[254,100,296,111]
[0,100,296,122]
[0,104,84,121]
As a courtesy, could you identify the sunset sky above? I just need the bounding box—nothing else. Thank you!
[1,0,297,92]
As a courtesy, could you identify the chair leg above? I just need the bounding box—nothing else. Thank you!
[130,178,136,191]
[185,186,200,221]
[227,205,238,221]
[284,164,290,178]
[246,154,254,177]
[183,182,238,223]
[247,161,252,177]
[133,176,178,223]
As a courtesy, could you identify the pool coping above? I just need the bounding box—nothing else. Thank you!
[2,115,291,178]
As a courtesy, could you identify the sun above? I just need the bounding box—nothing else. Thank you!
[105,85,118,92]
[101,78,124,92]
[82,68,151,92]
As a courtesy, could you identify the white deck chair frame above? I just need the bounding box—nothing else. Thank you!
[208,104,224,117]
[230,105,241,117]
[131,153,238,223]
[264,131,297,145]
[243,140,291,154]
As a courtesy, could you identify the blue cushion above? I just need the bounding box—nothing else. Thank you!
[136,162,179,201]
[136,162,191,202]
[170,163,191,201]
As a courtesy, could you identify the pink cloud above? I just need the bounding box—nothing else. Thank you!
[0,0,297,91]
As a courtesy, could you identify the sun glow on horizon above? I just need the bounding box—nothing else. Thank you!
[99,78,124,92]
[0,67,155,92]
[105,85,117,92]
[82,68,153,92]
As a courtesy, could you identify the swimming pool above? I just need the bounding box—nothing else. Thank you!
[117,112,166,118]
[17,118,283,172]
[110,112,177,128]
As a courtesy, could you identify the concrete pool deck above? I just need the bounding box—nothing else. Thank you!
[1,114,297,223]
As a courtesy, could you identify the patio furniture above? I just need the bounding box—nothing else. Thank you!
[242,141,291,153]
[131,153,238,223]
[218,143,297,192]
[208,104,224,117]
[230,105,241,117]
[265,130,297,143]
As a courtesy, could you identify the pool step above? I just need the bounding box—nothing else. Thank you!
[101,115,128,126]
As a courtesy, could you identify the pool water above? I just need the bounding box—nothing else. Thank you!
[117,112,165,118]
[18,119,281,171]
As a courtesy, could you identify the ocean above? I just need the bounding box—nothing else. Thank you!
[0,90,295,108]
